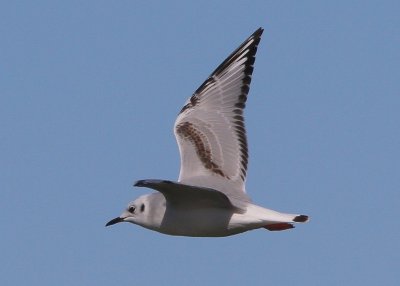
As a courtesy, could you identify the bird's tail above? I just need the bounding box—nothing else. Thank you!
[247,204,309,231]
[263,214,309,231]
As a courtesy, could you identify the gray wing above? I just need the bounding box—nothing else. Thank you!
[135,179,247,211]
[174,28,263,201]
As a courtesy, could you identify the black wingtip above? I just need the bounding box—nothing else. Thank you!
[247,27,263,46]
[254,27,264,36]
[293,215,309,223]
[134,179,173,187]
[133,180,144,187]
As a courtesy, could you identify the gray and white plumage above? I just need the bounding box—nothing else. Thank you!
[106,28,309,237]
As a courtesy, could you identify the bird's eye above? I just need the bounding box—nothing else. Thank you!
[140,204,145,212]
[128,206,135,213]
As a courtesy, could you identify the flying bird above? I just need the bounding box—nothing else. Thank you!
[106,28,309,237]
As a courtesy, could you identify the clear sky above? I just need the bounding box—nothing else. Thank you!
[1,1,399,285]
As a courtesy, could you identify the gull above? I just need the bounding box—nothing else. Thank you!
[106,28,309,237]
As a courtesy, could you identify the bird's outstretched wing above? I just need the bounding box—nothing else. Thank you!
[174,28,263,200]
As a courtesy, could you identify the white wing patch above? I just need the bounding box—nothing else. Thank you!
[174,28,263,195]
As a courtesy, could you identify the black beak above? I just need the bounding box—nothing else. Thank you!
[105,217,124,227]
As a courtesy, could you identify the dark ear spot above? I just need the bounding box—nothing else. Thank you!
[140,204,145,212]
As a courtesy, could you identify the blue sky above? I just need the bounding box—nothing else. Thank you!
[1,1,399,285]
